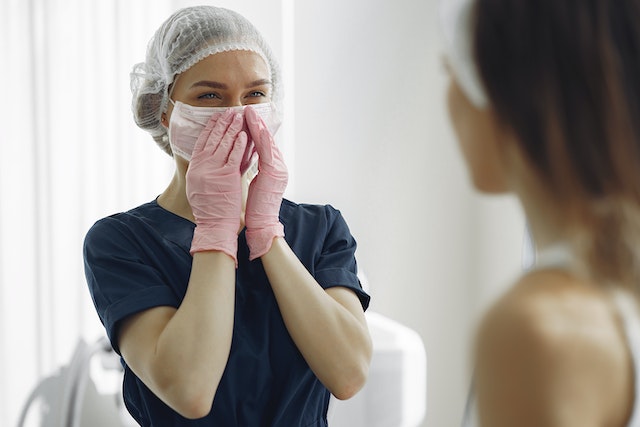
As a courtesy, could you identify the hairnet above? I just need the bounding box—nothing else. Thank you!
[130,6,283,155]
[440,0,488,108]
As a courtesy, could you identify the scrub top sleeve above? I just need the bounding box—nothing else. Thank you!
[83,218,179,354]
[314,207,371,311]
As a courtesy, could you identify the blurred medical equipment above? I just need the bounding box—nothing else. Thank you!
[20,271,426,427]
[17,337,136,427]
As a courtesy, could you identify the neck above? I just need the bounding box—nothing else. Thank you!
[158,168,195,223]
[504,142,568,253]
[516,186,569,254]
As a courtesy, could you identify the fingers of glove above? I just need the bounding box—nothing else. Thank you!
[226,131,249,170]
[244,105,267,135]
[246,108,287,174]
[186,134,246,201]
[189,112,244,176]
[244,106,276,166]
[211,112,244,160]
[245,106,272,155]
[192,109,235,158]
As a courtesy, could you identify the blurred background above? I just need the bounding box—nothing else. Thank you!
[0,0,525,425]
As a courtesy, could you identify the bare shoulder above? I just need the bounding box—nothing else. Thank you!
[473,269,633,427]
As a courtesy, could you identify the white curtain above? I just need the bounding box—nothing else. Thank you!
[0,1,172,424]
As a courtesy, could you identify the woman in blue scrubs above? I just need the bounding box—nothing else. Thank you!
[83,6,372,426]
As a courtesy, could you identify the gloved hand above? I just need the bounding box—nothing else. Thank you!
[244,106,289,260]
[186,110,248,264]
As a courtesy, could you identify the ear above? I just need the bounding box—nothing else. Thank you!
[161,112,169,128]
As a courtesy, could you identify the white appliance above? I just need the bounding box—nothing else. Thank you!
[328,311,427,427]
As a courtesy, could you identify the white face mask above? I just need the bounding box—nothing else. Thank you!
[167,101,282,173]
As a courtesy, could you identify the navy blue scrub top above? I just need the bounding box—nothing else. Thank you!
[83,198,370,427]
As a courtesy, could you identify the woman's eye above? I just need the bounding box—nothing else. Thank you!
[198,93,221,100]
[248,91,266,98]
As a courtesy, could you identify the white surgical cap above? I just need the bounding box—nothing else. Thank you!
[440,0,489,108]
[130,6,283,155]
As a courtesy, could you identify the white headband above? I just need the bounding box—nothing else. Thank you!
[440,0,489,108]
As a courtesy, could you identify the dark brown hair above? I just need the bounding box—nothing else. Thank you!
[473,0,640,288]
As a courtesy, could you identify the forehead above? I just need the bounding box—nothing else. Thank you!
[178,50,270,83]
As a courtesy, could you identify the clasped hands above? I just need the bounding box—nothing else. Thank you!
[186,107,288,265]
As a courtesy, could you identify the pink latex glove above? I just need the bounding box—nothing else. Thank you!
[186,110,248,264]
[244,106,289,260]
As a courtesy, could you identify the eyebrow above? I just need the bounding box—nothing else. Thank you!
[190,79,272,90]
